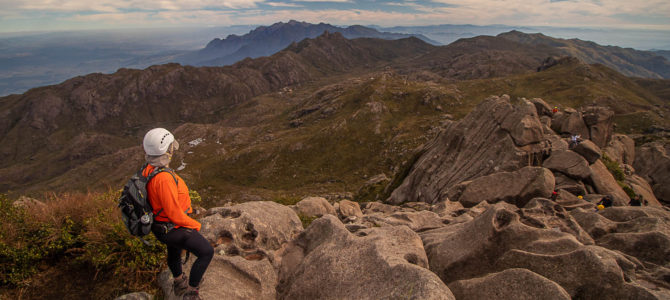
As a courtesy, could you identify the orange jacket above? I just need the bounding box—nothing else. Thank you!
[143,165,201,231]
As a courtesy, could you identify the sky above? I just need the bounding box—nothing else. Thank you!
[1,0,669,33]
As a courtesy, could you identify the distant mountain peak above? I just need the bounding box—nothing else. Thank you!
[177,20,439,67]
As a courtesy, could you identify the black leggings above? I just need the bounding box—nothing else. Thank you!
[153,226,214,287]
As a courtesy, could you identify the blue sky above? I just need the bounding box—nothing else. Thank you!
[1,0,668,33]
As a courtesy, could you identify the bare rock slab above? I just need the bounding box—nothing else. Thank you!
[572,139,602,164]
[277,215,455,300]
[452,166,555,208]
[159,255,277,300]
[589,160,631,206]
[544,150,591,180]
[420,203,661,299]
[634,142,670,204]
[201,201,303,262]
[295,196,336,218]
[388,95,550,205]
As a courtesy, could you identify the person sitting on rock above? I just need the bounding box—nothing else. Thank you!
[143,128,214,300]
[569,134,582,148]
[629,195,643,206]
[596,195,613,210]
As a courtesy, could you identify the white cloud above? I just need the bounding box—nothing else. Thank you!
[427,0,670,28]
[5,0,264,12]
[291,0,352,2]
[1,0,669,31]
[265,2,302,7]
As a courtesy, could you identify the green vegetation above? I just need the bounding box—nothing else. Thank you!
[298,214,318,228]
[620,183,637,199]
[189,189,203,207]
[0,192,165,298]
[601,154,625,181]
[613,112,657,134]
[354,180,387,203]
[601,154,636,198]
[273,195,302,206]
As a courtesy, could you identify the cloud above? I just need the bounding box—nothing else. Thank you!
[291,0,352,2]
[424,0,670,28]
[4,0,264,12]
[265,2,302,7]
[1,0,669,32]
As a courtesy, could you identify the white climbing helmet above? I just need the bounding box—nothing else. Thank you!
[143,128,175,156]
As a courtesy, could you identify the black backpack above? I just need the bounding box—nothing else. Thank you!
[118,163,177,243]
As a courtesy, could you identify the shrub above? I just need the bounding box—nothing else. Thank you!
[601,153,626,181]
[0,194,82,286]
[298,214,318,228]
[189,189,203,207]
[273,195,302,206]
[0,191,166,295]
[619,183,637,199]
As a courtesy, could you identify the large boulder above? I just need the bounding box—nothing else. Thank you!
[335,199,363,221]
[573,206,670,265]
[551,109,589,138]
[495,246,656,299]
[420,204,580,284]
[200,201,303,262]
[448,268,571,300]
[582,106,614,148]
[572,139,602,164]
[604,134,635,165]
[543,150,591,180]
[588,160,631,206]
[634,142,670,204]
[449,166,555,208]
[530,98,554,117]
[554,172,587,196]
[277,215,455,299]
[295,197,336,218]
[625,174,663,207]
[387,95,550,205]
[160,201,303,300]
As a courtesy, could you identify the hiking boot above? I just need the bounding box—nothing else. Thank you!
[182,289,201,300]
[173,275,189,296]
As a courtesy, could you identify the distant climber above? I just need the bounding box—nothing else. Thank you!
[142,128,214,300]
[596,195,613,211]
[569,134,582,149]
[629,195,643,206]
[551,190,558,201]
[552,106,559,114]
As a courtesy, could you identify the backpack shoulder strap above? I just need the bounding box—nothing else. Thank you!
[146,166,179,185]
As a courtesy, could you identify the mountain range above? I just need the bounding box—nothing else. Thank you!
[174,20,438,66]
[2,21,669,97]
[1,29,669,204]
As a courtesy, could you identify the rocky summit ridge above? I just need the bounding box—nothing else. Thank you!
[116,95,670,300]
